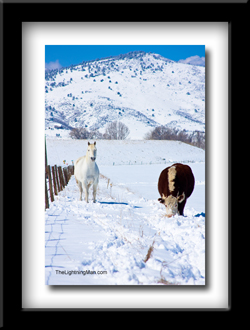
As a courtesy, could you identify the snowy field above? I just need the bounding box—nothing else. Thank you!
[45,138,205,285]
[45,137,205,166]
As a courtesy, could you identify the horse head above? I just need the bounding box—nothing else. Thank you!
[87,141,97,162]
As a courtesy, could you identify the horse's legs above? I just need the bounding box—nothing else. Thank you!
[93,183,98,203]
[84,183,89,203]
[78,181,83,201]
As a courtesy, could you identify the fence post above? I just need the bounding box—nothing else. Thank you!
[58,166,62,189]
[45,135,49,209]
[58,166,65,189]
[62,167,66,187]
[45,177,49,210]
[63,167,68,185]
[52,166,58,196]
[70,165,74,177]
[62,167,66,186]
[68,166,72,180]
[68,165,74,177]
[47,165,54,203]
[55,165,61,192]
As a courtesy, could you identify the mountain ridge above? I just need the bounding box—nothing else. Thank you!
[45,51,205,140]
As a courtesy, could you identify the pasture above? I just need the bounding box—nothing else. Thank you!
[45,138,205,285]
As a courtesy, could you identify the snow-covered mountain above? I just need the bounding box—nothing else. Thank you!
[45,51,205,140]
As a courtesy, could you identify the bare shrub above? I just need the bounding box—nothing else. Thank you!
[69,127,103,140]
[144,126,205,149]
[104,121,130,140]
[69,127,89,139]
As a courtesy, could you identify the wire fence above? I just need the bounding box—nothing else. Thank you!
[45,164,74,210]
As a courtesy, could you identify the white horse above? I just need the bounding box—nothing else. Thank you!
[74,141,99,203]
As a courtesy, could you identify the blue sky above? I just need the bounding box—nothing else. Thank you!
[45,45,205,70]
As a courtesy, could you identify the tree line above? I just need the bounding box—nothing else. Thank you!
[69,122,205,150]
[144,126,205,149]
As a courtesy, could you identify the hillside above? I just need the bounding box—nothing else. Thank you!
[45,51,205,140]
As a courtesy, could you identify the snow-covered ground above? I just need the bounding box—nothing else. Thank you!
[45,138,205,285]
[45,137,205,166]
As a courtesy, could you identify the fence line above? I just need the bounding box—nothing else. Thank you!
[45,164,74,210]
[108,160,196,166]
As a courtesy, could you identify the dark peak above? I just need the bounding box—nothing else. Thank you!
[45,51,149,75]
[90,50,147,63]
[114,50,147,60]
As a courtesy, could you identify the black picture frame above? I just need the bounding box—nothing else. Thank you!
[1,0,242,324]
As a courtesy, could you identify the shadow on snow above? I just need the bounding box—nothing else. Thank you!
[98,201,142,208]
